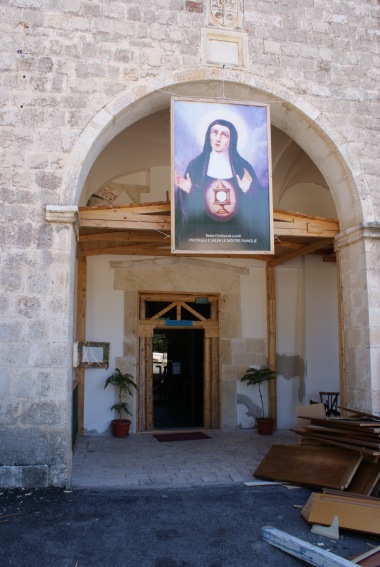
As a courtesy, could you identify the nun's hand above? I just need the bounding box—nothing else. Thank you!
[236,169,252,193]
[175,171,192,193]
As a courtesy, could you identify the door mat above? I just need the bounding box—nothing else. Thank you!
[153,432,211,442]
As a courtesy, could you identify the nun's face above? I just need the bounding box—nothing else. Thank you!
[210,124,230,153]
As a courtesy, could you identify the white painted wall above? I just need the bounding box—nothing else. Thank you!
[84,254,338,433]
[84,256,124,434]
[304,255,339,401]
[275,261,305,429]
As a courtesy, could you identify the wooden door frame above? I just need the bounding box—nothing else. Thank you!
[137,292,220,431]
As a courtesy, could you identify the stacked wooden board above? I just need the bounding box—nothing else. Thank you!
[253,407,380,497]
[292,411,380,458]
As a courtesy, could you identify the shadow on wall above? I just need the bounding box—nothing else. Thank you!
[276,354,306,402]
[237,394,261,430]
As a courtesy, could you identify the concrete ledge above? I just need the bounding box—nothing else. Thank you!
[0,465,49,488]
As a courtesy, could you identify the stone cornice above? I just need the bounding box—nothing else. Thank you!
[45,205,78,224]
[335,222,380,251]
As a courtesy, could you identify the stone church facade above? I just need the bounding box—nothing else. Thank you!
[0,0,379,487]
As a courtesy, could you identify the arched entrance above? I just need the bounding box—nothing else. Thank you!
[53,71,374,445]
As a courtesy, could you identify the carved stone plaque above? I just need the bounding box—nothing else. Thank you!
[209,0,241,29]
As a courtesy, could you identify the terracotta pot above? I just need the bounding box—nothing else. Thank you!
[111,419,131,438]
[256,417,275,436]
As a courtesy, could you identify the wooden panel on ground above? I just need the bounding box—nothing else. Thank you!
[301,490,380,536]
[254,445,363,490]
[350,545,380,566]
[346,462,380,496]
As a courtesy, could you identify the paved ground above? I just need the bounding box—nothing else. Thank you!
[71,429,296,489]
[1,483,377,567]
[1,431,378,566]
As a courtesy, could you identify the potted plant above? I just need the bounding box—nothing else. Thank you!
[240,366,277,435]
[104,368,137,437]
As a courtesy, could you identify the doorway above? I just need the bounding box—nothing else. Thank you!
[153,329,204,429]
[137,292,220,431]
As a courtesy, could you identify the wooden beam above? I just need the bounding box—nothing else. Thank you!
[79,218,171,230]
[76,258,86,435]
[269,239,333,267]
[79,202,170,214]
[78,203,339,240]
[261,527,355,567]
[274,240,304,250]
[81,244,171,257]
[78,231,169,243]
[336,251,347,412]
[266,264,277,424]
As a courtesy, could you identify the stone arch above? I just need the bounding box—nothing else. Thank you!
[61,67,367,231]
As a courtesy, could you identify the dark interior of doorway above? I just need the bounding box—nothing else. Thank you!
[153,329,204,429]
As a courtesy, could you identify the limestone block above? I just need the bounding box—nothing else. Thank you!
[220,339,232,365]
[221,311,241,339]
[22,465,49,488]
[0,369,10,398]
[0,466,22,488]
[0,426,50,464]
[221,379,237,430]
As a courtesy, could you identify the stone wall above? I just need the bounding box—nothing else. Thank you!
[0,1,379,486]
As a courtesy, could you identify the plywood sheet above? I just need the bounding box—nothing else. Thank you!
[301,491,380,536]
[254,444,362,490]
[292,429,380,457]
[347,462,380,496]
[296,403,326,427]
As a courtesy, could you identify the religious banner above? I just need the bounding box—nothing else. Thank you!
[171,98,273,255]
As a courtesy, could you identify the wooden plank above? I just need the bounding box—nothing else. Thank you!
[211,336,220,429]
[350,545,380,566]
[347,461,380,496]
[138,337,146,431]
[79,201,171,215]
[273,223,338,237]
[266,264,277,424]
[145,337,153,430]
[254,445,363,490]
[79,218,170,230]
[303,426,380,449]
[338,406,380,422]
[203,337,211,429]
[303,417,380,434]
[336,251,347,411]
[76,257,87,435]
[296,403,326,427]
[78,231,167,242]
[292,429,380,457]
[302,491,380,536]
[269,239,333,267]
[261,526,355,567]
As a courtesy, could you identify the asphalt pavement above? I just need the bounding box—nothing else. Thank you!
[1,484,378,567]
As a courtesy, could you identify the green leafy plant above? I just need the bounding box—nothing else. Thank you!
[240,366,277,418]
[104,368,137,421]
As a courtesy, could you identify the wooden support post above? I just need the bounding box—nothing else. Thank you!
[204,337,211,429]
[76,257,87,434]
[145,337,153,430]
[138,336,146,431]
[336,250,347,412]
[266,264,277,425]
